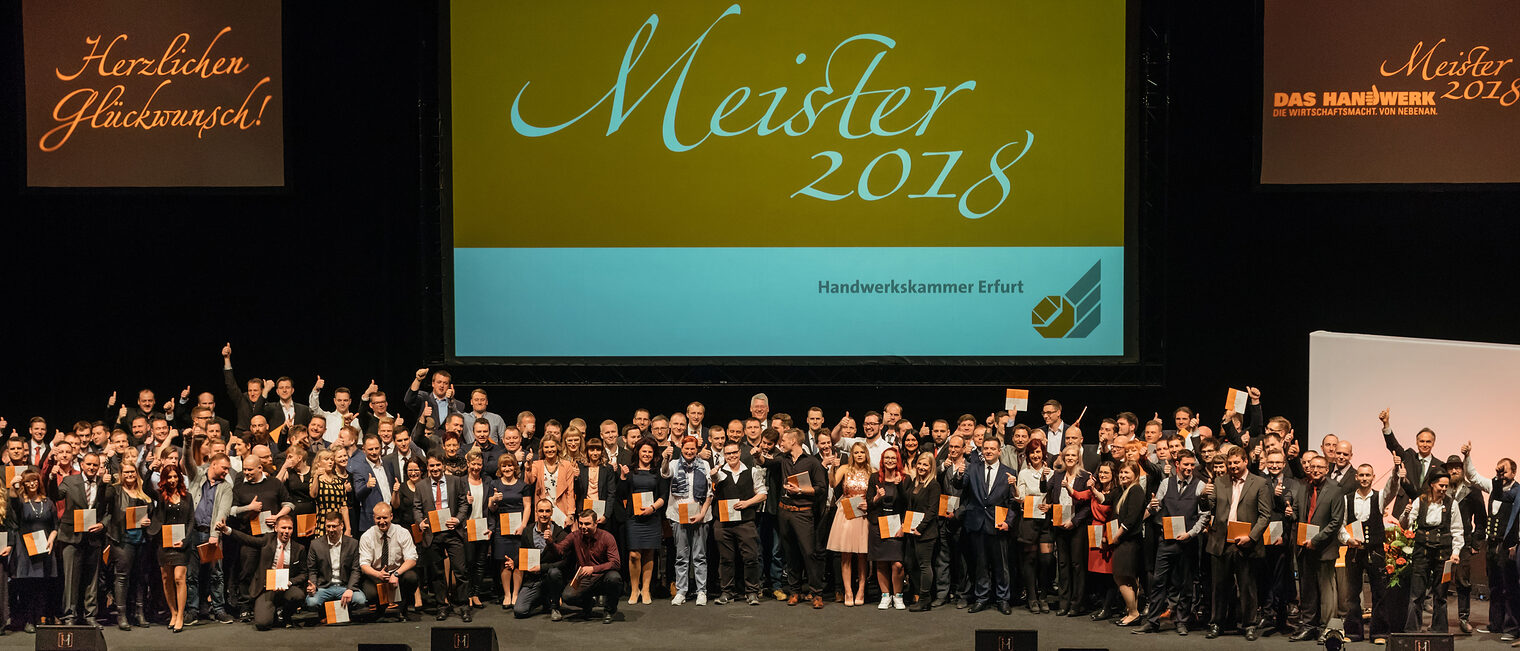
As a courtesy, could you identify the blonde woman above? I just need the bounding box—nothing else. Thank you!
[109,464,156,630]
[828,441,875,606]
[527,436,576,520]
[310,450,351,535]
[562,427,587,467]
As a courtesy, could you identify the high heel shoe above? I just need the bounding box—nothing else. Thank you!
[1116,615,1142,627]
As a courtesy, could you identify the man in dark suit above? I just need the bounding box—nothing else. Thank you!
[1327,440,1358,492]
[349,436,400,534]
[1381,408,1438,500]
[1256,448,1300,635]
[1059,425,1102,474]
[304,512,367,615]
[54,451,113,627]
[1341,464,1388,643]
[404,368,468,428]
[221,343,269,435]
[413,452,472,621]
[262,377,314,438]
[1289,455,1345,641]
[217,514,308,630]
[511,498,568,619]
[954,437,1018,614]
[1463,446,1520,641]
[1202,445,1272,640]
[934,434,970,607]
[386,427,427,479]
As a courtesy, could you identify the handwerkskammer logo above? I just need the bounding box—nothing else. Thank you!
[1031,261,1101,339]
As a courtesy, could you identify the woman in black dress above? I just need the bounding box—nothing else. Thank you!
[621,439,667,605]
[489,453,529,609]
[868,447,908,610]
[148,464,195,632]
[902,451,941,611]
[9,470,57,634]
[392,458,425,610]
[109,464,156,630]
[1110,461,1148,626]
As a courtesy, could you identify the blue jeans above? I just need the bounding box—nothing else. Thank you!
[305,583,369,609]
[186,527,225,616]
[673,522,709,596]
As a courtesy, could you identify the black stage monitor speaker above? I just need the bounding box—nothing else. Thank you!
[431,626,497,651]
[359,645,412,651]
[975,630,1036,651]
[1389,633,1455,651]
[35,625,106,651]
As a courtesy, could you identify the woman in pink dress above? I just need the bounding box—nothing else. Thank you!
[827,441,876,606]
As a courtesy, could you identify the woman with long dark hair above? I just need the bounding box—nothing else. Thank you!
[148,464,194,633]
[490,453,529,609]
[10,470,56,633]
[1079,460,1120,621]
[621,439,667,605]
[1402,471,1463,633]
[1015,439,1054,613]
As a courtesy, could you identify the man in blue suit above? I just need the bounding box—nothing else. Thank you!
[349,436,400,534]
[955,437,1018,614]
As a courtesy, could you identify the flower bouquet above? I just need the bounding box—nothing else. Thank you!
[1384,517,1416,588]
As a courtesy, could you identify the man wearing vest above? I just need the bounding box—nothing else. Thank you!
[1289,455,1345,642]
[1440,455,1487,634]
[1339,464,1388,643]
[1255,449,1299,636]
[712,442,765,605]
[1139,450,1208,636]
[1462,444,1520,641]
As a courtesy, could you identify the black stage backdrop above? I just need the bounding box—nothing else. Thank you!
[2,2,1516,441]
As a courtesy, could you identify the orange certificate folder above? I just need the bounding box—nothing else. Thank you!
[3,466,20,486]
[1088,524,1104,548]
[465,518,490,542]
[718,499,742,523]
[1226,520,1251,541]
[994,505,1010,526]
[72,508,96,532]
[677,501,695,524]
[903,511,925,533]
[1344,521,1363,544]
[23,530,49,556]
[427,508,450,533]
[631,491,653,514]
[877,514,902,538]
[1051,504,1071,526]
[324,600,349,625]
[840,496,867,520]
[197,541,222,564]
[1023,496,1045,519]
[786,472,812,490]
[1004,388,1030,412]
[296,513,318,537]
[1226,388,1248,414]
[1442,560,1455,583]
[518,548,541,572]
[123,505,147,529]
[1163,515,1186,540]
[266,568,290,590]
[249,511,275,535]
[1336,546,1349,568]
[1266,521,1284,545]
[500,511,524,534]
[583,498,606,518]
[1105,520,1121,543]
[408,523,423,543]
[938,494,960,517]
[162,524,185,548]
[375,582,397,605]
[1298,523,1320,546]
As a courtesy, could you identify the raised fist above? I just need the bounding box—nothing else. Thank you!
[415,368,429,380]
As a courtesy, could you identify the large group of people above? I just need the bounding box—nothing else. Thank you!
[0,345,1513,646]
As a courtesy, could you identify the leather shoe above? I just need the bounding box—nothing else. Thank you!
[811,596,824,609]
[997,601,1012,615]
[550,608,563,622]
[1205,625,1222,639]
[461,608,472,623]
[1460,619,1474,634]
[434,609,448,621]
[968,602,989,614]
[910,601,931,612]
[1245,626,1259,641]
[930,597,949,608]
[1290,628,1317,642]
[1177,623,1189,636]
[1134,623,1160,634]
[787,594,800,606]
[1054,608,1070,617]
[1091,608,1111,621]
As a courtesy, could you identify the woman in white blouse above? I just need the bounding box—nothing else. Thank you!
[663,436,713,606]
[1401,471,1463,633]
[1015,440,1055,613]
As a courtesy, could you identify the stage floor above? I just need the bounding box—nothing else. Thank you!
[0,601,1495,650]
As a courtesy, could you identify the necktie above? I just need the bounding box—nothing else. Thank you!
[275,542,285,569]
[434,480,443,508]
[379,531,390,569]
[985,466,994,497]
[1310,485,1320,515]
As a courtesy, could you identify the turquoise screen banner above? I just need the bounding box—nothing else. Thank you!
[448,1,1128,357]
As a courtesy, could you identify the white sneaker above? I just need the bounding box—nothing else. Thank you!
[695,593,707,606]
[878,594,891,610]
[671,593,686,606]
[892,594,906,610]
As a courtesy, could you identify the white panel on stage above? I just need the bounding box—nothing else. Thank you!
[1310,330,1519,482]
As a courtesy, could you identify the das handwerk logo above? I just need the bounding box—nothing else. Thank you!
[1031,261,1101,339]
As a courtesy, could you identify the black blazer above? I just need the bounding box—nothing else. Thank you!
[519,521,568,573]
[575,465,621,521]
[1113,484,1147,543]
[262,402,314,437]
[412,474,470,546]
[227,529,308,599]
[903,477,941,540]
[306,535,363,591]
[53,474,115,544]
[1383,428,1437,499]
[1297,480,1345,560]
[1044,469,1093,528]
[105,485,154,544]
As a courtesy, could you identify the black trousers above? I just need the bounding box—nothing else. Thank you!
[464,539,492,598]
[716,520,761,597]
[360,570,420,614]
[60,535,105,620]
[562,569,623,614]
[252,587,303,630]
[970,529,1011,604]
[1344,548,1388,639]
[1406,546,1449,632]
[423,532,470,607]
[906,535,937,600]
[1053,526,1087,611]
[1436,545,1474,618]
[112,541,152,621]
[232,531,263,613]
[1211,546,1259,630]
[1146,539,1197,626]
[1257,542,1294,627]
[778,508,823,594]
[1488,543,1519,635]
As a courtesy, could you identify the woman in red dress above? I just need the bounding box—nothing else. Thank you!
[1075,460,1120,621]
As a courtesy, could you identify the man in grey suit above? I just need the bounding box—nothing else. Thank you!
[1290,455,1346,641]
[305,511,368,614]
[54,451,114,627]
[413,452,472,622]
[1202,445,1272,641]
